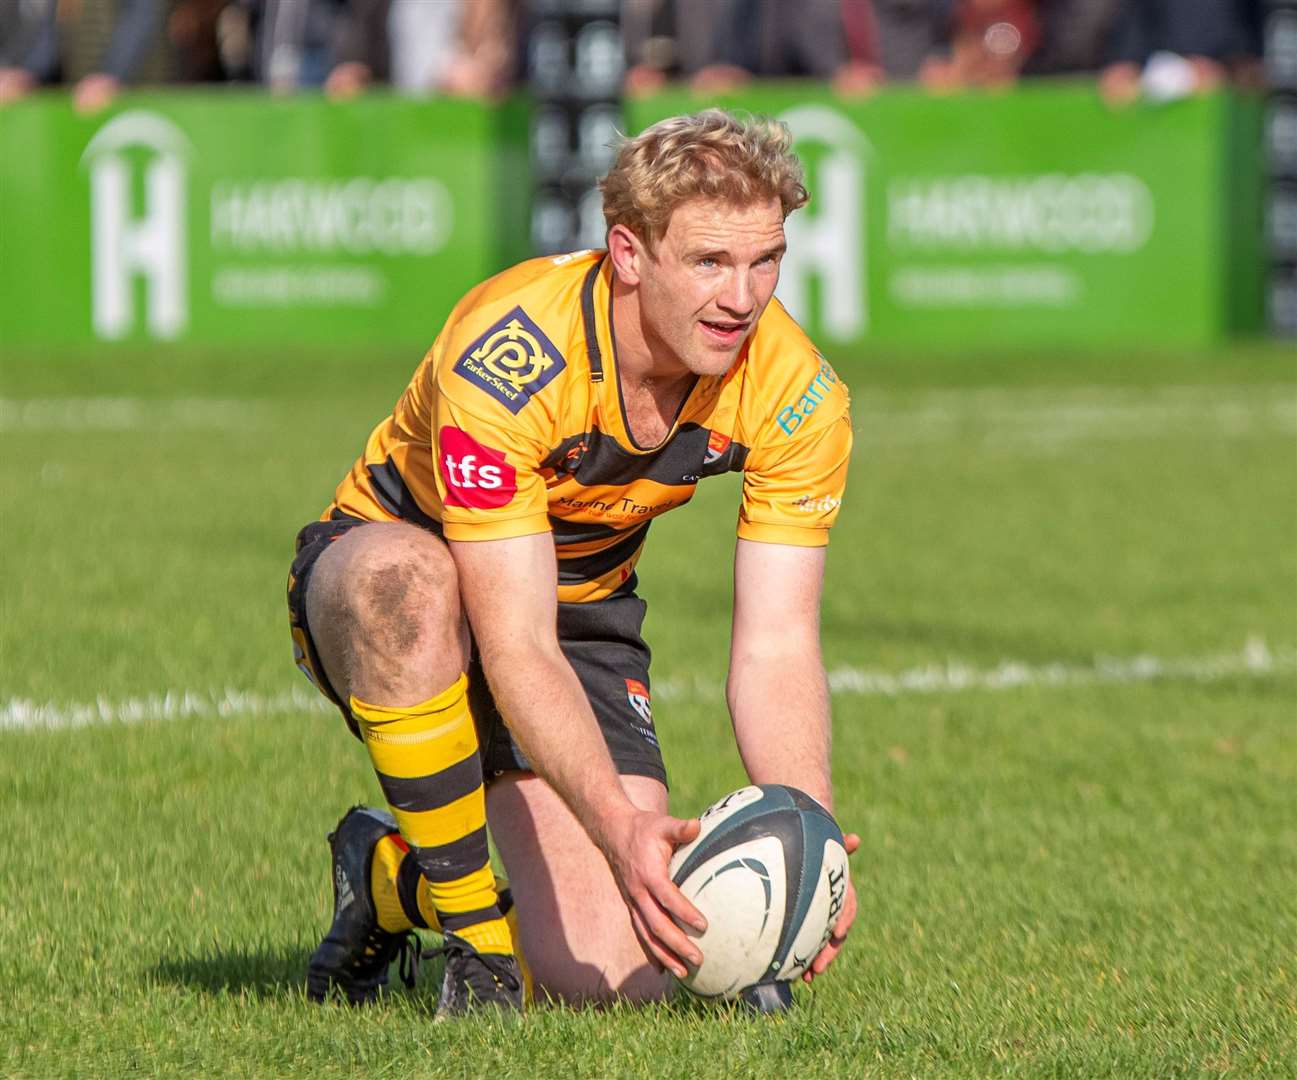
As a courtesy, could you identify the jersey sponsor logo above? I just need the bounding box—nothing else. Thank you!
[438,426,518,509]
[559,439,589,476]
[704,430,731,465]
[792,494,842,514]
[776,357,841,436]
[556,493,685,518]
[453,306,566,414]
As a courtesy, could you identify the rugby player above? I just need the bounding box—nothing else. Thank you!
[286,109,858,1015]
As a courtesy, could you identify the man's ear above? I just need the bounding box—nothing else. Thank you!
[607,223,646,287]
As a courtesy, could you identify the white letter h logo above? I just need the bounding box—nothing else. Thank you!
[82,111,190,340]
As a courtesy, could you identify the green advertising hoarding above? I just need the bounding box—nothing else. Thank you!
[0,85,1261,351]
[632,84,1263,350]
[0,92,528,348]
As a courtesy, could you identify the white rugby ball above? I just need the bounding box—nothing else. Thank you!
[668,784,850,999]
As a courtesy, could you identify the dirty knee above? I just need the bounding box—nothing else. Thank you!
[350,541,458,660]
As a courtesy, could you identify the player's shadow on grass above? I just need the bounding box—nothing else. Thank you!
[149,942,314,1000]
[149,940,450,1011]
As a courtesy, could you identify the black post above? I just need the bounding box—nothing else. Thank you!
[525,0,625,256]
[1265,1,1297,335]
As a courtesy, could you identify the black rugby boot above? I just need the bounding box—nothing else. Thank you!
[306,805,421,1005]
[428,933,525,1018]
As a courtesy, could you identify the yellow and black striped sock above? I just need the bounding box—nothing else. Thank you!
[369,830,438,933]
[351,675,513,956]
[370,843,533,1002]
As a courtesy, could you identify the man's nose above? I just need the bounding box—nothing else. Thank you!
[717,270,754,318]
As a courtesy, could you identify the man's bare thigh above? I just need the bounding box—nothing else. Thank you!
[488,773,672,1005]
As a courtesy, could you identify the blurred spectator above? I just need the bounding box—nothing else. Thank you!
[0,0,165,112]
[217,0,348,91]
[0,1,46,72]
[386,0,515,99]
[1099,0,1264,105]
[625,0,881,98]
[920,0,1041,90]
[213,0,514,99]
[623,0,728,96]
[870,0,954,82]
[1022,0,1120,77]
[168,0,235,82]
[322,0,390,98]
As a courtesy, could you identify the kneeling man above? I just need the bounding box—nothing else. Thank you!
[286,109,857,1015]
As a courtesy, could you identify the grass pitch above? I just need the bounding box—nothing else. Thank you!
[1,343,1294,1077]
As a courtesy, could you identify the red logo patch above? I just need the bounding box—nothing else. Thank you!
[625,679,653,725]
[438,426,518,509]
[704,430,731,465]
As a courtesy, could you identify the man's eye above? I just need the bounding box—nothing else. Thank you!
[697,258,716,268]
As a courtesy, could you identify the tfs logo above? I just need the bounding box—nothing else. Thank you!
[80,111,190,340]
[438,426,518,509]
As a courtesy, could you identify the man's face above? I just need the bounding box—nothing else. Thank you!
[635,196,786,378]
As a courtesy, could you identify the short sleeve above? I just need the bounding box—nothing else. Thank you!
[739,408,852,547]
[430,375,554,543]
[425,288,577,541]
[430,393,552,541]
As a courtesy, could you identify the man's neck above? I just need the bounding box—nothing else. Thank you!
[609,277,691,394]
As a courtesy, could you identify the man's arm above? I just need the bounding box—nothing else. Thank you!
[727,537,859,980]
[449,531,706,977]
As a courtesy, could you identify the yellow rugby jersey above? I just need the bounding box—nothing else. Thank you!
[328,250,852,604]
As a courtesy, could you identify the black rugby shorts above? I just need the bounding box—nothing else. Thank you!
[287,515,667,785]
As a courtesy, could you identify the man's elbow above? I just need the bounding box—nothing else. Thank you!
[474,626,565,682]
[730,628,822,672]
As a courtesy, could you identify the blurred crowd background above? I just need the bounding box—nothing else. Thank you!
[0,0,1270,113]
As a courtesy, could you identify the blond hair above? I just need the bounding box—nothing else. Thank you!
[599,109,808,248]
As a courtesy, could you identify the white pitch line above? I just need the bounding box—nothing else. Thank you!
[652,636,1296,701]
[2,639,1292,733]
[0,397,271,432]
[0,686,331,732]
[854,384,1297,452]
[3,386,1293,446]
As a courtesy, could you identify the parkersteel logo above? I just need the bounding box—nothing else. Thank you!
[452,307,566,414]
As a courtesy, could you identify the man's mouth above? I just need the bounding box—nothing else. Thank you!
[699,319,749,345]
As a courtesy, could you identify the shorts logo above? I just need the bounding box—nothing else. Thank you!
[625,678,659,749]
[291,629,320,688]
[704,430,731,465]
[625,678,653,725]
[453,306,565,414]
[438,426,518,509]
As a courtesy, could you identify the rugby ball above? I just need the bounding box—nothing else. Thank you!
[668,784,849,999]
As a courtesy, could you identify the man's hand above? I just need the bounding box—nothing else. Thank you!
[324,61,372,100]
[73,73,119,114]
[0,68,35,105]
[803,831,859,982]
[600,808,706,979]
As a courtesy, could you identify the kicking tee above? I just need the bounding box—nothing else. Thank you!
[327,250,852,604]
